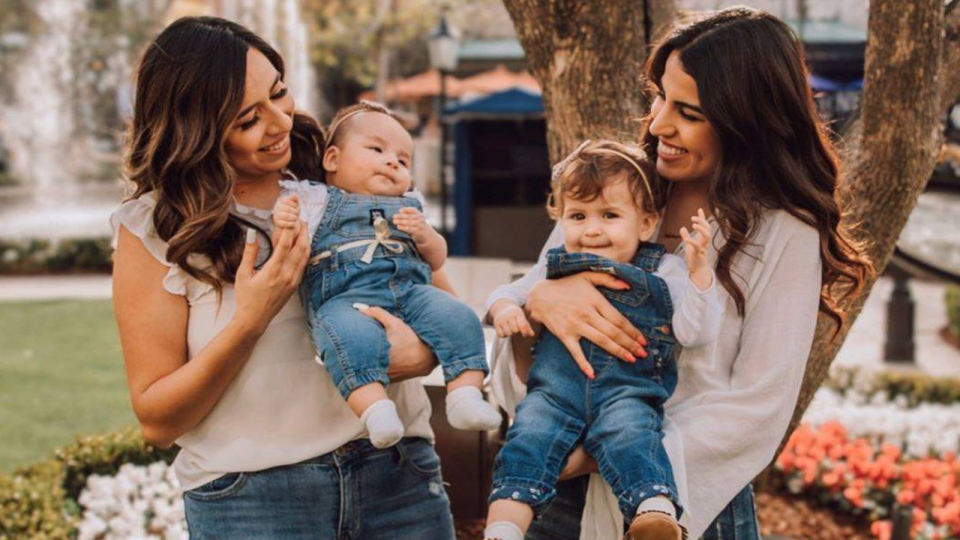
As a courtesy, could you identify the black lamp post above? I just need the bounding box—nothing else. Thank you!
[428,12,459,235]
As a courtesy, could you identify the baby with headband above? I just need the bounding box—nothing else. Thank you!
[272,101,499,449]
[484,140,722,540]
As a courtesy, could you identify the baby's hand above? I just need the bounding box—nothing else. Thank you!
[679,208,714,289]
[392,207,434,245]
[273,194,300,230]
[492,301,536,338]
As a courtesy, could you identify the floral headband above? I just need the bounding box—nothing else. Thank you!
[551,139,655,205]
[325,100,395,146]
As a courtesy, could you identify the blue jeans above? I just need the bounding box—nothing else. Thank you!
[525,479,760,540]
[302,187,488,399]
[183,438,455,540]
[491,246,680,519]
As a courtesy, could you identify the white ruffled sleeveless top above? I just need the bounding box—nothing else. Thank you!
[110,192,435,492]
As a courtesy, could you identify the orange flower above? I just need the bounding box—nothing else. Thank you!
[844,486,864,507]
[881,444,902,461]
[823,471,842,488]
[871,519,892,540]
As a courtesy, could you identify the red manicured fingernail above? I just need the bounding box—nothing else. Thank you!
[623,352,636,363]
[637,336,648,346]
[616,280,631,290]
[636,348,648,358]
[586,368,595,379]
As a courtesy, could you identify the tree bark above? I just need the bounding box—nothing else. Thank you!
[502,0,677,164]
[503,0,960,461]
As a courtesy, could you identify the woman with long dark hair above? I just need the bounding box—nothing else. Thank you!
[485,7,872,539]
[112,17,455,538]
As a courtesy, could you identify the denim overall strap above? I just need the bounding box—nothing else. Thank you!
[614,243,674,321]
[311,184,344,247]
[545,247,623,280]
[632,242,666,273]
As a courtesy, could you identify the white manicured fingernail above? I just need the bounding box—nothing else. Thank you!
[246,228,256,244]
[352,303,370,311]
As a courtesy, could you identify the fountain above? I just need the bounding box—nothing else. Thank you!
[0,0,319,242]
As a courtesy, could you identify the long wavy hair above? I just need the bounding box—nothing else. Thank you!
[641,7,872,331]
[125,17,324,294]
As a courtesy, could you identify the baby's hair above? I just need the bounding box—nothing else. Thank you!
[546,140,663,220]
[325,100,405,148]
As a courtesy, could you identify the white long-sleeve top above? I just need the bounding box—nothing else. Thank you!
[485,209,822,539]
[485,246,723,349]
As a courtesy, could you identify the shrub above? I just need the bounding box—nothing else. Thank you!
[827,366,960,407]
[0,238,112,275]
[947,286,960,344]
[0,428,176,540]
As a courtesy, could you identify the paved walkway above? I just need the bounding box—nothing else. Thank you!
[834,277,960,378]
[2,266,957,379]
[0,274,112,300]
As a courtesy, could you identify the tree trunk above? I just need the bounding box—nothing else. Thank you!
[503,0,960,458]
[502,0,677,164]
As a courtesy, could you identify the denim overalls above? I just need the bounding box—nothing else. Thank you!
[490,244,681,522]
[300,187,488,399]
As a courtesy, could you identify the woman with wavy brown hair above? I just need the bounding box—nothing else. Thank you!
[111,17,455,539]
[485,7,872,540]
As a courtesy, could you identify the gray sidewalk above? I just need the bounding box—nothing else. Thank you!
[0,274,112,301]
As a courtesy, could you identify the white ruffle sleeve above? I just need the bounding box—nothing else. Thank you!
[109,193,214,302]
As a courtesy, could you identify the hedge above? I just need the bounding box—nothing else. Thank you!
[0,239,112,275]
[0,428,176,540]
[827,366,960,407]
[947,285,960,344]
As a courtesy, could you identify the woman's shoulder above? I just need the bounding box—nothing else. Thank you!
[756,208,819,249]
[110,191,213,300]
[110,192,160,252]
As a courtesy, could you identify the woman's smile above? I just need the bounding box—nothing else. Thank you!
[259,133,290,155]
[657,140,688,161]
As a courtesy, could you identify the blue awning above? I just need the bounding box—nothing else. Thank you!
[809,74,842,92]
[445,87,544,116]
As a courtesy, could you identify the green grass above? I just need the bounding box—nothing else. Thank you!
[0,299,134,472]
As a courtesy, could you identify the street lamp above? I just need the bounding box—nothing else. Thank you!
[428,12,459,235]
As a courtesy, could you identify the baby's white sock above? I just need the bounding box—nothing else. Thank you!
[483,521,524,540]
[360,399,404,449]
[636,495,678,519]
[446,386,501,431]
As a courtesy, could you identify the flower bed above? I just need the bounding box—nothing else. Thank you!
[775,368,960,539]
[0,428,176,540]
[76,462,185,540]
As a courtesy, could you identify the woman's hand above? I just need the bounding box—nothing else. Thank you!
[234,221,310,335]
[558,446,598,481]
[526,273,647,378]
[357,305,438,382]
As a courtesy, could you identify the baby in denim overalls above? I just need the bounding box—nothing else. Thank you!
[272,102,499,449]
[484,141,722,540]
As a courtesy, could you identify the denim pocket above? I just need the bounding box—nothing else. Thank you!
[397,439,442,479]
[185,472,248,501]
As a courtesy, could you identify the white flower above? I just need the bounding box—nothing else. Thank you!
[803,385,960,458]
[77,461,186,540]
